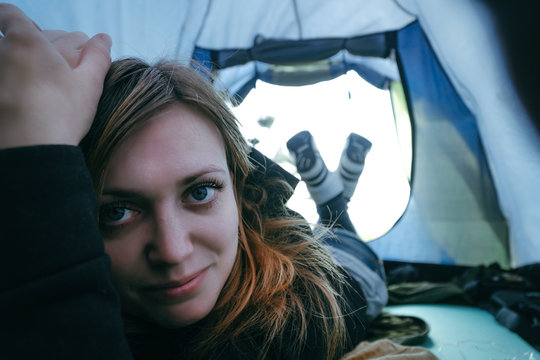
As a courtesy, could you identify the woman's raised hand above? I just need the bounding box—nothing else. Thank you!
[0,3,112,149]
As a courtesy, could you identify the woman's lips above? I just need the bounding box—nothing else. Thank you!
[141,268,208,301]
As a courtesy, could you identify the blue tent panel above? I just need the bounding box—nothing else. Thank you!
[371,22,508,267]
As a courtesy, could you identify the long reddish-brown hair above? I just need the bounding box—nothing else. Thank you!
[81,58,351,359]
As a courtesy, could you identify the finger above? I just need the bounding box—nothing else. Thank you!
[77,33,112,82]
[0,3,40,37]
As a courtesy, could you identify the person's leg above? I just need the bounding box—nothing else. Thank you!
[316,195,357,233]
[287,131,387,319]
[322,228,388,321]
[337,133,372,202]
[286,131,343,205]
[287,131,357,232]
[288,132,386,320]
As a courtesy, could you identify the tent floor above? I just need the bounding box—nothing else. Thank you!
[386,304,539,359]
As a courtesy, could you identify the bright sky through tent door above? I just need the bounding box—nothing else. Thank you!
[231,71,411,241]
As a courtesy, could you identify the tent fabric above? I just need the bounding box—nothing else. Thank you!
[194,33,391,69]
[369,21,508,267]
[394,0,540,267]
[193,0,415,49]
[6,0,539,267]
[213,52,400,102]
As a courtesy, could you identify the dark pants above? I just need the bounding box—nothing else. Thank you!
[317,195,356,234]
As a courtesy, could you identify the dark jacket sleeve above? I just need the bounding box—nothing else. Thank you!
[0,145,133,360]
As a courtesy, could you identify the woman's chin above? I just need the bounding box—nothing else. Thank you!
[140,300,215,329]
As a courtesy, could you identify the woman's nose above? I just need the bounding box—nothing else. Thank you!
[146,208,194,266]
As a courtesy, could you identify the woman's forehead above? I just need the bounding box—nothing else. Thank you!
[103,103,229,184]
[127,103,223,149]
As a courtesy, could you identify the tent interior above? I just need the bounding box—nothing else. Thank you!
[9,0,540,357]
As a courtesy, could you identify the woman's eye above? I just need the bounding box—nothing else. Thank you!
[184,179,224,204]
[99,205,137,226]
[186,186,216,203]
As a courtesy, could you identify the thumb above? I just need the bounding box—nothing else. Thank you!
[78,33,112,80]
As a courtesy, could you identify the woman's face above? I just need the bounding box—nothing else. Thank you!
[99,103,239,328]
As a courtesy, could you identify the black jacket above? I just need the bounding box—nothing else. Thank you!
[1,145,133,359]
